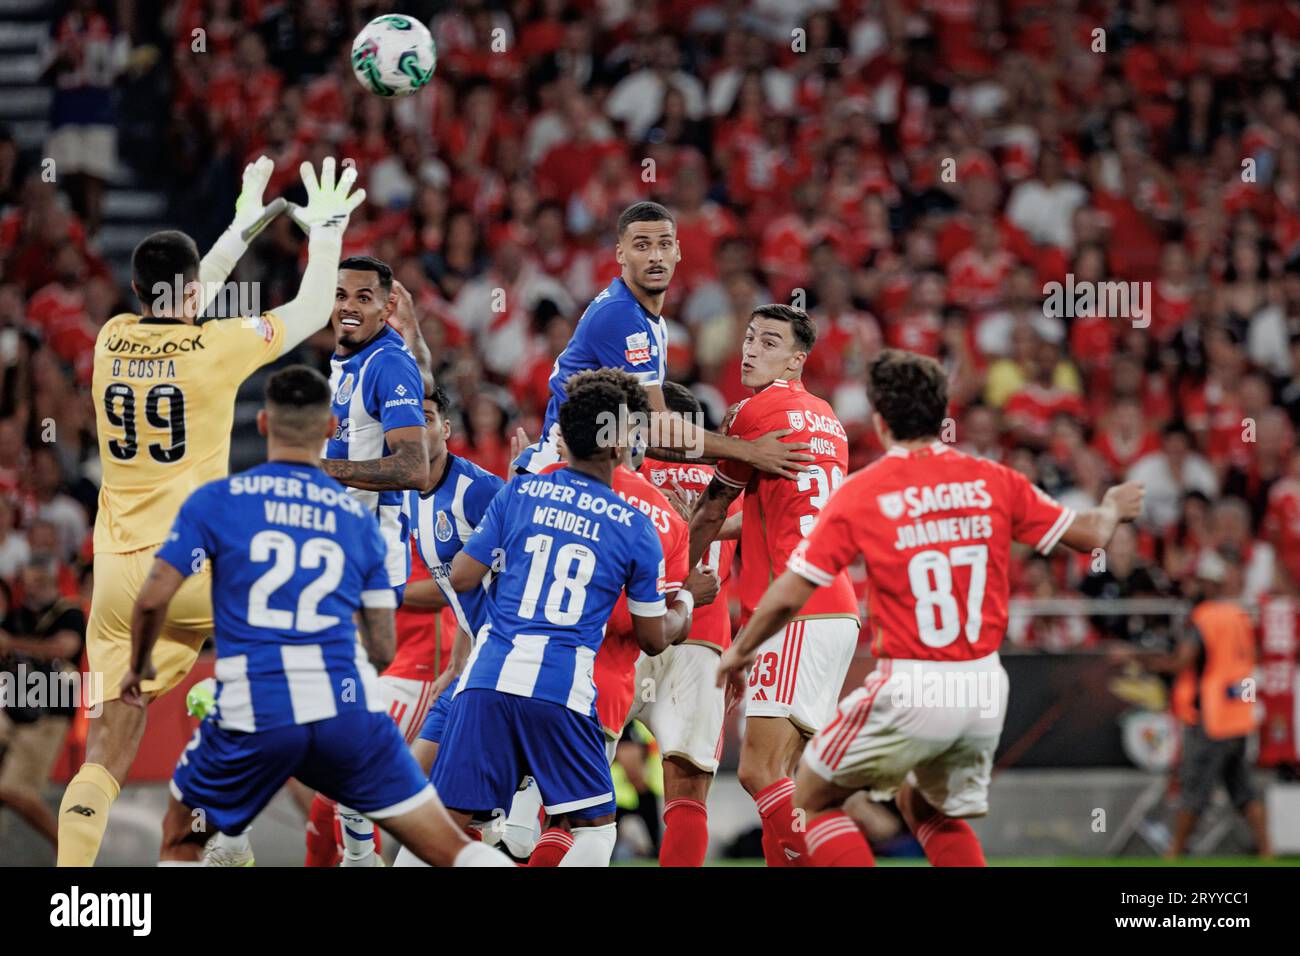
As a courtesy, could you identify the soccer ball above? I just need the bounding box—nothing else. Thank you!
[350,14,436,98]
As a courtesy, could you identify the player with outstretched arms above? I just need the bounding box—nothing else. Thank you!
[119,367,512,868]
[513,201,811,480]
[57,156,364,867]
[433,371,699,866]
[688,303,861,867]
[717,349,1145,866]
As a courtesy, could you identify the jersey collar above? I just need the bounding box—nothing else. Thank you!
[886,440,950,458]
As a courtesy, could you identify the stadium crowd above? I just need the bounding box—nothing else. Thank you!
[3,0,1300,664]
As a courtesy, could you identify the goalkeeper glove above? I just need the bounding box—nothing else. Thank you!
[286,157,366,238]
[231,155,287,242]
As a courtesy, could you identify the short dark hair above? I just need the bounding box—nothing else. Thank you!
[132,230,200,301]
[618,201,675,236]
[867,349,948,441]
[660,380,701,417]
[425,382,450,416]
[338,255,394,296]
[750,303,817,352]
[266,365,331,409]
[560,368,649,461]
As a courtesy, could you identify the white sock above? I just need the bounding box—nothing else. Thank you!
[501,777,543,857]
[337,804,376,862]
[213,831,251,856]
[558,823,617,867]
[453,841,516,867]
[393,845,430,867]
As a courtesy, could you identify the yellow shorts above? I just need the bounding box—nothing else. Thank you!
[87,547,213,706]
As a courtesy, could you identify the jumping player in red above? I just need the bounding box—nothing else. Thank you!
[718,349,1145,866]
[689,304,861,867]
[636,381,742,866]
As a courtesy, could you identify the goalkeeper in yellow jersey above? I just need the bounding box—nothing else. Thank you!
[57,156,366,867]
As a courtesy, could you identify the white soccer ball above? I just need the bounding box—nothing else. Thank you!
[350,14,437,98]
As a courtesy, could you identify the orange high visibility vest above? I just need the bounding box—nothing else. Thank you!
[1173,600,1257,739]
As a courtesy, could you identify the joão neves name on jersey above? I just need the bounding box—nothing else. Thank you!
[519,478,637,543]
[229,472,366,533]
[879,479,996,551]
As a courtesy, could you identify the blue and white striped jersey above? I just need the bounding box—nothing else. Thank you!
[457,468,666,717]
[514,278,667,473]
[325,325,425,588]
[409,453,504,637]
[156,461,395,733]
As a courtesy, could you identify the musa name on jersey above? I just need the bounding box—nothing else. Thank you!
[514,277,667,473]
[325,325,425,590]
[789,442,1076,662]
[92,312,285,553]
[456,468,666,718]
[156,461,394,731]
[409,453,505,641]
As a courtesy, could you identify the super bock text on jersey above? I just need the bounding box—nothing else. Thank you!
[430,467,666,819]
[514,277,667,473]
[157,461,433,835]
[326,325,425,594]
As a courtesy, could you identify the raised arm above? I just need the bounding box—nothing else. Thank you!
[1059,481,1145,552]
[688,476,742,569]
[388,281,436,395]
[274,159,366,354]
[197,156,286,313]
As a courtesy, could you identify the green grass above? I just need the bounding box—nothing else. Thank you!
[616,856,1296,867]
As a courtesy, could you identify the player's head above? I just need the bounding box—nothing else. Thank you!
[131,230,201,320]
[334,255,395,353]
[422,383,452,463]
[615,201,680,297]
[560,367,650,465]
[741,304,816,388]
[258,365,336,453]
[867,349,949,446]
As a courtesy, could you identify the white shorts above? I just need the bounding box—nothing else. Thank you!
[745,617,859,735]
[46,125,117,180]
[803,652,1010,819]
[627,643,726,773]
[377,674,438,744]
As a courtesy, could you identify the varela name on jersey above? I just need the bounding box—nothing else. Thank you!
[92,312,285,554]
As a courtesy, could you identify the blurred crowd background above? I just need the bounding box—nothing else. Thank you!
[3,0,1300,656]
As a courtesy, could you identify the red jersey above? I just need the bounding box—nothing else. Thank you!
[385,542,458,680]
[715,379,858,624]
[640,460,739,651]
[790,442,1076,662]
[542,463,689,735]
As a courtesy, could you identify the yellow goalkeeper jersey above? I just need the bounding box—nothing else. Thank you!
[92,312,286,554]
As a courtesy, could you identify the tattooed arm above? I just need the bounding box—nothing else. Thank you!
[320,426,430,491]
[688,475,743,569]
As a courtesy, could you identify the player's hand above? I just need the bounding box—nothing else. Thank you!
[716,641,756,689]
[684,565,720,608]
[723,665,746,715]
[720,403,741,434]
[231,155,287,242]
[387,280,417,334]
[287,157,366,238]
[661,478,695,521]
[427,664,456,705]
[509,426,533,464]
[747,429,814,479]
[119,664,155,709]
[1103,481,1146,521]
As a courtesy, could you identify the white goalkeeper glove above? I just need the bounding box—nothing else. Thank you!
[231,155,287,242]
[286,157,365,239]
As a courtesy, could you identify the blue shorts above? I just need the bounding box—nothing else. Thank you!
[418,687,455,746]
[171,709,432,835]
[430,688,615,820]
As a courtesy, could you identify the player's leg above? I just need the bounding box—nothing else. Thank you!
[158,792,210,864]
[792,760,873,866]
[380,795,513,867]
[660,758,712,867]
[1222,736,1272,858]
[895,781,985,867]
[738,716,806,865]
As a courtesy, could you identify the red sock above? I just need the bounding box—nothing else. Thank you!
[527,827,573,866]
[805,811,875,867]
[305,794,341,867]
[753,778,804,866]
[660,798,709,867]
[900,787,985,866]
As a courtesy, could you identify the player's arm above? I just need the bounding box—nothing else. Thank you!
[449,550,491,592]
[1058,481,1145,552]
[196,156,287,314]
[662,565,721,645]
[643,383,812,479]
[717,510,742,541]
[402,576,450,608]
[273,159,366,354]
[357,605,396,670]
[716,570,816,686]
[122,560,186,707]
[388,280,436,395]
[322,425,430,491]
[689,476,743,568]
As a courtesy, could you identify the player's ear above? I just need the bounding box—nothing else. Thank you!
[614,239,625,266]
[256,409,269,437]
[672,238,681,262]
[441,417,451,442]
